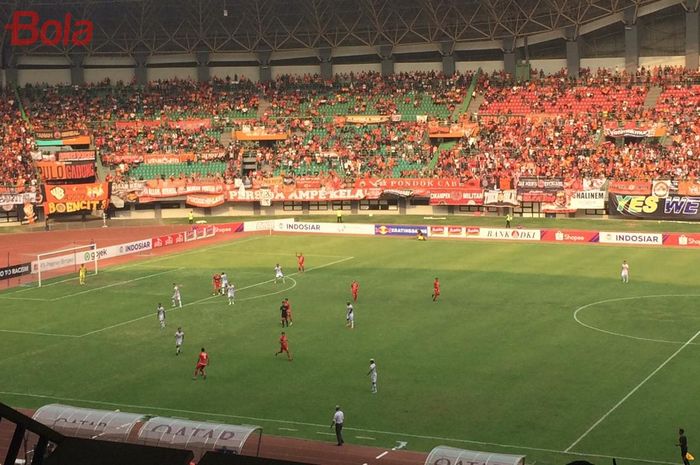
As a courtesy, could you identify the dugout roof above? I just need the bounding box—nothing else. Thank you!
[426,446,526,465]
[33,404,144,442]
[137,416,262,457]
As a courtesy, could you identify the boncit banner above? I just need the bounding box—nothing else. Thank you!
[42,182,111,215]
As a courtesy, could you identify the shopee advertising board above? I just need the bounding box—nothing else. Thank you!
[275,221,375,235]
[540,230,600,243]
[664,233,700,247]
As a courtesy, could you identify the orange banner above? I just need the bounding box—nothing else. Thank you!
[608,181,651,195]
[42,182,111,215]
[234,131,288,141]
[678,181,700,196]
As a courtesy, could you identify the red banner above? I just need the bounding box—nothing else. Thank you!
[37,161,95,181]
[42,182,111,215]
[115,120,162,130]
[152,232,186,249]
[608,181,650,195]
[354,178,462,189]
[429,188,484,205]
[665,233,700,247]
[35,128,81,140]
[56,150,96,161]
[227,188,367,202]
[186,194,226,208]
[143,153,195,164]
[540,229,599,243]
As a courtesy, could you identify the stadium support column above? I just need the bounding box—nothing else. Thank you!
[378,44,394,76]
[134,51,148,85]
[70,52,86,85]
[503,37,516,79]
[440,41,455,76]
[2,45,18,86]
[319,47,332,80]
[624,8,639,74]
[686,1,699,69]
[257,49,272,82]
[196,50,210,82]
[565,27,581,78]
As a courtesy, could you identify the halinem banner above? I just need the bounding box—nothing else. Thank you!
[609,194,700,221]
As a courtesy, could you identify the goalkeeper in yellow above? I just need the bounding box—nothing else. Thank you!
[79,264,87,285]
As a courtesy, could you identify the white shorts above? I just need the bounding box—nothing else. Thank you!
[276,272,284,278]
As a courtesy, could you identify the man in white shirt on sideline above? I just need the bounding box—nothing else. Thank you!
[330,405,344,446]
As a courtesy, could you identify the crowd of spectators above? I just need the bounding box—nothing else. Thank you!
[0,89,37,192]
[10,66,700,189]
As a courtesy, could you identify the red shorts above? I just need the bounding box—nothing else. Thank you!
[196,363,207,370]
[280,345,288,352]
[434,289,440,295]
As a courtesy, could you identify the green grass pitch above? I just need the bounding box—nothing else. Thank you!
[1,233,699,465]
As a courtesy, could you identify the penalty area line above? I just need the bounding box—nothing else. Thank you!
[0,391,679,465]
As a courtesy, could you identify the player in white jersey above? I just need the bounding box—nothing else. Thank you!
[157,303,166,329]
[227,283,236,305]
[345,302,354,329]
[174,327,185,355]
[274,264,285,283]
[621,260,629,283]
[172,283,182,308]
[220,272,229,295]
[367,359,377,393]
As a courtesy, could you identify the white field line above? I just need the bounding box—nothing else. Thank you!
[376,451,389,459]
[0,296,51,302]
[315,432,336,436]
[79,256,353,337]
[564,329,700,452]
[0,329,78,338]
[0,390,679,465]
[573,294,700,345]
[52,268,184,301]
[3,236,265,295]
[356,436,376,440]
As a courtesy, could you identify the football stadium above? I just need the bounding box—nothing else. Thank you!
[1,1,700,465]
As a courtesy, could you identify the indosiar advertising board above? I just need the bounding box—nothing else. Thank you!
[608,194,700,221]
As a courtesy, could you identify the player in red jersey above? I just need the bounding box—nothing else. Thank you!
[432,277,440,302]
[212,274,222,296]
[296,253,305,272]
[275,331,292,361]
[283,298,293,326]
[351,280,359,302]
[193,347,209,380]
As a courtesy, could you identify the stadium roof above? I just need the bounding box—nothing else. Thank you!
[0,0,689,55]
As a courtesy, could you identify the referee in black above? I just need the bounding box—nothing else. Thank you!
[678,428,690,465]
[330,405,344,446]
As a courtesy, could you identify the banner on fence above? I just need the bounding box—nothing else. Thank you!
[42,182,111,215]
[35,128,81,140]
[665,233,700,247]
[0,262,31,281]
[483,190,519,206]
[608,181,650,195]
[152,232,186,249]
[429,188,484,205]
[598,231,664,245]
[274,221,374,235]
[0,192,37,206]
[609,194,700,221]
[479,228,541,241]
[185,194,226,208]
[37,161,96,181]
[570,190,606,210]
[541,191,576,213]
[56,150,96,162]
[375,224,428,236]
[540,229,600,243]
[143,152,195,164]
